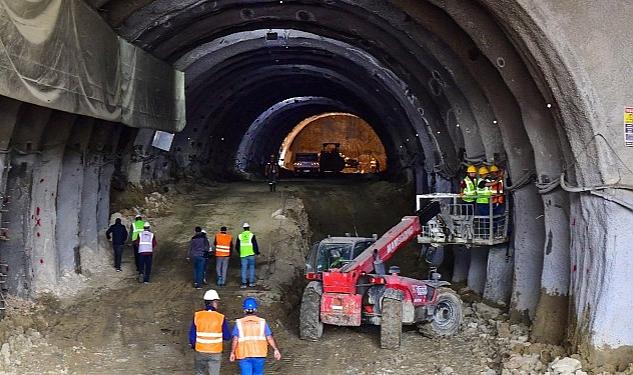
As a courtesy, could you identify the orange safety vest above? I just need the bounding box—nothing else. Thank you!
[491,180,505,204]
[235,316,268,359]
[215,233,232,257]
[194,310,225,353]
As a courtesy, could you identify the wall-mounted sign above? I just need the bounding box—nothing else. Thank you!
[625,107,633,147]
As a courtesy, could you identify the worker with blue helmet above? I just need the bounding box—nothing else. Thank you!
[230,297,282,374]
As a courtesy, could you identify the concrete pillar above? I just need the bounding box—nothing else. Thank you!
[467,248,488,294]
[56,118,93,275]
[28,112,75,293]
[127,129,155,185]
[532,190,571,344]
[483,245,513,306]
[568,193,633,369]
[510,186,545,322]
[451,246,470,283]
[3,105,51,297]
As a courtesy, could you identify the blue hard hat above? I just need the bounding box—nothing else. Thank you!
[243,297,258,311]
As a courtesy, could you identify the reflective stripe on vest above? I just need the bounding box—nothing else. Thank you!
[138,231,154,253]
[235,316,268,359]
[215,233,232,257]
[239,231,254,258]
[132,220,145,241]
[462,177,477,203]
[476,178,492,204]
[194,310,225,353]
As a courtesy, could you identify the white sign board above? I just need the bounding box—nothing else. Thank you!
[152,131,175,151]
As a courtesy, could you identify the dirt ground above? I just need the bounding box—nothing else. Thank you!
[0,179,604,375]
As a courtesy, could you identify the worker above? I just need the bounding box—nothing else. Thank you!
[213,226,232,286]
[369,157,378,173]
[129,215,145,275]
[329,249,343,269]
[476,166,495,216]
[189,289,231,375]
[134,222,156,283]
[490,165,505,214]
[189,226,210,290]
[460,165,478,212]
[235,223,260,289]
[229,297,282,374]
[264,154,279,192]
[106,218,128,272]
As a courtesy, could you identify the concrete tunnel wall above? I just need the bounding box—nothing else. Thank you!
[0,0,628,368]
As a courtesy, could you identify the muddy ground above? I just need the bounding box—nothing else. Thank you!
[0,179,616,374]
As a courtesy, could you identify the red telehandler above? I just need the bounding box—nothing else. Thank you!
[299,208,463,349]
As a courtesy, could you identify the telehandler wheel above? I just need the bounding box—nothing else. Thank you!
[300,281,323,341]
[419,287,463,338]
[380,297,402,349]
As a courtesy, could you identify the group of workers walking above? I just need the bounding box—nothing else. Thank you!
[190,290,281,375]
[106,215,157,283]
[460,164,505,215]
[187,223,260,289]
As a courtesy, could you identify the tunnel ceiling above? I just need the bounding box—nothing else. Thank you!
[85,0,591,192]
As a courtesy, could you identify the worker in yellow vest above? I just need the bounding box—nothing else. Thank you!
[213,226,233,286]
[476,166,494,216]
[129,215,145,274]
[235,223,260,289]
[189,289,231,375]
[460,165,478,213]
[229,297,281,375]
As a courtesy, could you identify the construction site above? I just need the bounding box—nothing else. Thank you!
[0,1,632,374]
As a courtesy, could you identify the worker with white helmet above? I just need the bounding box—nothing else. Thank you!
[189,289,231,375]
[235,223,260,289]
[133,221,156,283]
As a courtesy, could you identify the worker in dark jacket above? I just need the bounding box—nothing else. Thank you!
[106,218,128,272]
[189,227,210,289]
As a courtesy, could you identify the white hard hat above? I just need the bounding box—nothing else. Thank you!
[201,229,207,234]
[143,222,151,228]
[243,223,250,228]
[203,289,220,301]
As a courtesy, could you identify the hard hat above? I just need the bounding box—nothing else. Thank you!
[243,297,258,311]
[135,215,142,220]
[490,165,500,172]
[201,229,207,234]
[243,223,250,228]
[203,289,220,301]
[478,166,490,175]
[143,222,151,228]
[466,165,477,173]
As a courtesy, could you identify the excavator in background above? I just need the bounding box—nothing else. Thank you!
[299,201,463,349]
[319,143,345,173]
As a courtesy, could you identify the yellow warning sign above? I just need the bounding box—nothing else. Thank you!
[626,107,633,147]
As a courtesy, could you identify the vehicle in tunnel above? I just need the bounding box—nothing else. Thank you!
[300,215,463,349]
[292,152,320,175]
[318,143,345,173]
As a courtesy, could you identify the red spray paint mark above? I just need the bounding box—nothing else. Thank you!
[36,232,40,237]
[36,207,40,216]
[39,259,43,264]
[572,264,577,272]
[39,178,44,183]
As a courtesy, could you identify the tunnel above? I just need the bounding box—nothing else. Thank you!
[0,0,632,372]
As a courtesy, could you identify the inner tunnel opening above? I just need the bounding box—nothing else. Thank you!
[278,112,387,175]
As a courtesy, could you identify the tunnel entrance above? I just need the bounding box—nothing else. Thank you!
[279,112,387,175]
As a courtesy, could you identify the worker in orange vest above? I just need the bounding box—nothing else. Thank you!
[490,165,505,214]
[189,289,231,375]
[213,226,233,286]
[229,297,281,375]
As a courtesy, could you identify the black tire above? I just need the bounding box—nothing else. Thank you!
[380,297,402,349]
[300,281,323,341]
[419,287,463,338]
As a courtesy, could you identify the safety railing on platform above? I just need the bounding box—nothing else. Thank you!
[416,193,509,246]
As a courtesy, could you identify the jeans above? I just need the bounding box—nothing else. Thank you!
[216,257,229,285]
[139,254,152,282]
[113,244,124,269]
[132,244,141,273]
[476,203,490,216]
[194,352,222,375]
[238,357,266,375]
[193,256,206,286]
[240,255,256,285]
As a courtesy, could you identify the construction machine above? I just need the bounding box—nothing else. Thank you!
[299,202,463,349]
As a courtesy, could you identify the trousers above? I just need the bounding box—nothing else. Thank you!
[193,256,206,286]
[240,255,256,284]
[139,254,152,282]
[215,257,229,285]
[238,357,266,375]
[132,243,141,272]
[113,244,124,269]
[194,352,222,375]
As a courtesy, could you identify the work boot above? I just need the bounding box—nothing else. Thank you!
[248,282,256,288]
[138,273,144,283]
[240,283,247,289]
[116,268,122,272]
